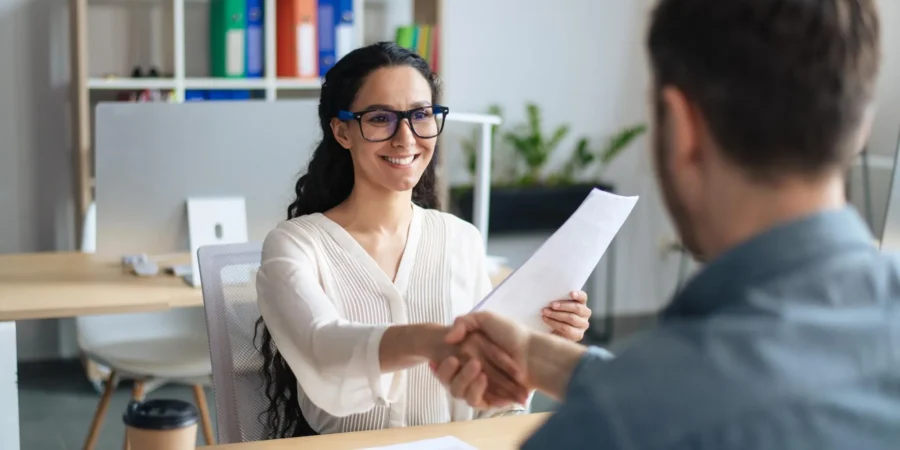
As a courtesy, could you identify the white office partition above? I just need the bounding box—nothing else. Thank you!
[95,101,321,257]
[94,101,500,257]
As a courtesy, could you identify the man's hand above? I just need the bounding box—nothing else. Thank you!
[430,311,534,408]
[422,322,528,407]
[543,290,591,341]
[452,332,529,405]
[429,332,529,409]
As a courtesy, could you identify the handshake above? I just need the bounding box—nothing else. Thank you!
[427,291,591,410]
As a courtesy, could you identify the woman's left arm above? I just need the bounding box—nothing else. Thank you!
[541,290,592,342]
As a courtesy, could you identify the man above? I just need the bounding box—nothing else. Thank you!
[434,0,900,448]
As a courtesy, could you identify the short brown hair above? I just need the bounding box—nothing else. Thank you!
[648,0,881,178]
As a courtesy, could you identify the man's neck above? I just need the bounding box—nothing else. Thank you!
[702,175,847,260]
[331,184,414,235]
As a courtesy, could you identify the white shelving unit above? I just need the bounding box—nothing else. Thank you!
[70,1,449,242]
[70,0,383,240]
[86,77,324,92]
[69,0,499,246]
[82,0,366,101]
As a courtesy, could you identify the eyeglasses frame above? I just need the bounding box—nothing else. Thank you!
[336,105,450,142]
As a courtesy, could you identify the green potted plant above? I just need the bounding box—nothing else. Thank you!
[503,102,570,186]
[452,103,646,233]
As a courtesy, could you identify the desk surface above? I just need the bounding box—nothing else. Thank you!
[208,413,549,450]
[0,252,514,322]
[0,252,202,321]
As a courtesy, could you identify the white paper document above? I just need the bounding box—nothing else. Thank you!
[360,436,478,450]
[472,189,638,331]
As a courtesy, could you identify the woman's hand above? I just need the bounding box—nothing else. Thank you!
[541,290,591,341]
[420,327,527,407]
[428,332,529,409]
[431,312,534,409]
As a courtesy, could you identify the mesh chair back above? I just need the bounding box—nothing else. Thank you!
[197,242,271,444]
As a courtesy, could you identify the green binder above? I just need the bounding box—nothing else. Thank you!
[395,26,415,50]
[210,0,247,78]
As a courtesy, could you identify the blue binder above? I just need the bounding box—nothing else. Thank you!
[334,0,354,61]
[318,0,336,77]
[185,90,207,101]
[246,0,264,77]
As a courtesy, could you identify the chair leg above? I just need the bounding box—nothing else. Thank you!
[123,380,145,450]
[192,384,216,445]
[83,371,117,450]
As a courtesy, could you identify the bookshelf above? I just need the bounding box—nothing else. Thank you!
[68,0,444,244]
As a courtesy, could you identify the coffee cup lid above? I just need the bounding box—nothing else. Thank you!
[122,399,200,430]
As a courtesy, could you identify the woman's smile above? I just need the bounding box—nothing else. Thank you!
[380,154,420,168]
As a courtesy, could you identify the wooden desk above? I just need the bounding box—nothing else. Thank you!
[0,252,202,321]
[0,252,513,322]
[0,251,516,450]
[208,414,549,450]
[0,251,206,449]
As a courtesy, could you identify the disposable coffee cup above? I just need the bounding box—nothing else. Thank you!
[123,399,199,450]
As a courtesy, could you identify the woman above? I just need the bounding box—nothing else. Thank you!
[255,41,592,439]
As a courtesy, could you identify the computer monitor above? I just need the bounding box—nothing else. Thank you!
[94,100,320,258]
[877,127,900,251]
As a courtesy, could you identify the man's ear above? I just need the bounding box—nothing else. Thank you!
[851,104,877,157]
[330,118,352,150]
[660,86,702,172]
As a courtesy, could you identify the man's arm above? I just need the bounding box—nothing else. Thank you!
[524,333,588,401]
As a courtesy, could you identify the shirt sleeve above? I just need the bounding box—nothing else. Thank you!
[520,347,620,449]
[255,226,400,418]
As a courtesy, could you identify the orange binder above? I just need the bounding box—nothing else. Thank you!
[277,0,318,78]
[430,24,440,74]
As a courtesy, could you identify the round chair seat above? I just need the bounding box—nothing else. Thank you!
[85,335,212,379]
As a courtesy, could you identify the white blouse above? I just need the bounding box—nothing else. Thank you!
[256,205,522,435]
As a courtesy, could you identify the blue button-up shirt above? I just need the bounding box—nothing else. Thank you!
[522,208,900,449]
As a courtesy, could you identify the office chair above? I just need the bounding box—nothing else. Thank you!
[77,203,216,449]
[197,242,317,444]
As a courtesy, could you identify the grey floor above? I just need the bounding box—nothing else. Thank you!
[18,360,217,450]
[18,314,657,449]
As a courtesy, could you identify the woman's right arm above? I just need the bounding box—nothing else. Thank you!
[256,228,448,418]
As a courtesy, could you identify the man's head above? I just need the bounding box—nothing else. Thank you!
[647,0,881,260]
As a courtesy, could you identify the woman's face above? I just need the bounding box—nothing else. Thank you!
[331,66,438,195]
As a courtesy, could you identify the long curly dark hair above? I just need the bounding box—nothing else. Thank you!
[254,41,442,439]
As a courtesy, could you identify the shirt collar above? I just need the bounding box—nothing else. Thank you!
[661,207,876,320]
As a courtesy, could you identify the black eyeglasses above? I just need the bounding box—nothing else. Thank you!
[337,105,449,142]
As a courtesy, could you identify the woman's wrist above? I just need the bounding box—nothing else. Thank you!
[379,323,448,373]
[410,323,450,360]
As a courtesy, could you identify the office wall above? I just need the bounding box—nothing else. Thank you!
[1,0,899,359]
[0,0,76,361]
[870,0,900,160]
[441,0,900,316]
[439,0,677,316]
[855,0,900,237]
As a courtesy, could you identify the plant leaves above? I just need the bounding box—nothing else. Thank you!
[600,124,647,165]
[526,103,542,145]
[546,124,570,155]
[575,137,595,165]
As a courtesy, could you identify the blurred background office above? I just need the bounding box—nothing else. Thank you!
[1,0,899,448]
